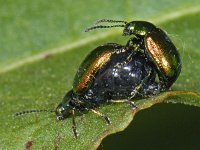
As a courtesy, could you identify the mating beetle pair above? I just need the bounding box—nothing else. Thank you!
[16,19,181,138]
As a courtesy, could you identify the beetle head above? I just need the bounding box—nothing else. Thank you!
[123,22,136,36]
[55,102,72,120]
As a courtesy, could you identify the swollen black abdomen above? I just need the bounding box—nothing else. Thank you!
[80,51,156,104]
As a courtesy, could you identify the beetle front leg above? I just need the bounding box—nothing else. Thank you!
[126,35,144,51]
[71,109,78,138]
[125,35,145,63]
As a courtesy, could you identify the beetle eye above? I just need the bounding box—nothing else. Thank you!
[123,24,135,36]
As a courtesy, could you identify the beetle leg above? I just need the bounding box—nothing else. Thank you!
[71,109,79,138]
[109,99,137,110]
[90,109,111,125]
[128,67,153,100]
[125,36,144,63]
[128,83,143,100]
[126,35,143,51]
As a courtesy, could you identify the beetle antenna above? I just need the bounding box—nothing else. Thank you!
[94,19,127,25]
[85,24,125,32]
[14,109,55,116]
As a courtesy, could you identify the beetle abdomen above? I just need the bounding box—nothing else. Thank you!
[78,48,157,104]
[73,43,123,94]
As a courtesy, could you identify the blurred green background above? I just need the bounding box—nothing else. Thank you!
[1,0,200,149]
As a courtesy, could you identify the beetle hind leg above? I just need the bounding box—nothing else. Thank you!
[109,99,137,110]
[90,109,111,125]
[128,66,154,100]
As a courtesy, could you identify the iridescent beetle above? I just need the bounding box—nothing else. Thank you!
[16,19,181,138]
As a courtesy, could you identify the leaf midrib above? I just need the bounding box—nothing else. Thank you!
[1,4,200,75]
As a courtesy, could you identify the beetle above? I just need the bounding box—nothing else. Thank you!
[15,19,181,138]
[85,19,182,90]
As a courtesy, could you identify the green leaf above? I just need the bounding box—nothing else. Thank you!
[1,0,200,150]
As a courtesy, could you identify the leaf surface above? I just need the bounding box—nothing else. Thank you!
[0,0,200,149]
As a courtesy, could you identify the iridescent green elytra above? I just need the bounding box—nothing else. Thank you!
[73,44,116,94]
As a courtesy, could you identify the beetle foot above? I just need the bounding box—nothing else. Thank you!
[90,109,111,125]
[103,115,111,125]
[128,101,138,110]
[72,124,79,139]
